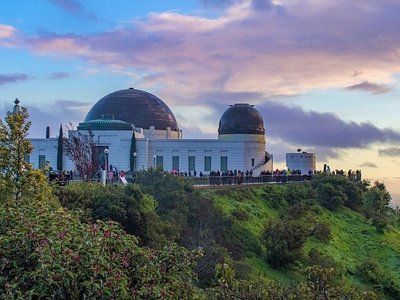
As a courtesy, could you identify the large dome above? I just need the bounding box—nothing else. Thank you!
[218,103,265,135]
[84,88,179,131]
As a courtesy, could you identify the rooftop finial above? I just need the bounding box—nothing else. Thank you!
[13,98,22,114]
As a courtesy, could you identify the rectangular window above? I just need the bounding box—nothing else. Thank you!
[220,156,228,172]
[39,155,46,169]
[156,156,163,169]
[251,158,255,167]
[24,154,30,163]
[188,156,195,172]
[204,156,211,172]
[172,156,179,171]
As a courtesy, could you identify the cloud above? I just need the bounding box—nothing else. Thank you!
[191,90,400,149]
[0,100,90,138]
[0,73,30,86]
[379,147,400,157]
[49,0,82,14]
[49,72,70,80]
[0,24,16,38]
[359,162,378,168]
[8,0,398,100]
[346,81,391,94]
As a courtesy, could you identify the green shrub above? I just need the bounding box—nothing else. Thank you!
[262,219,308,268]
[311,221,332,242]
[0,200,201,299]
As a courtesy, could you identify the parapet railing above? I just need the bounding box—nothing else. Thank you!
[191,174,312,186]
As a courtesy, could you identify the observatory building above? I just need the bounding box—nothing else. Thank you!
[28,88,278,175]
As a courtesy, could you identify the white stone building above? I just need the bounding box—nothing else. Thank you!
[27,88,276,175]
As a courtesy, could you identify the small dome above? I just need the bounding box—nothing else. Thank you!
[77,118,133,131]
[85,88,179,131]
[218,103,265,135]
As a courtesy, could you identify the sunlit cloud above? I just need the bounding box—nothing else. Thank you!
[0,24,16,39]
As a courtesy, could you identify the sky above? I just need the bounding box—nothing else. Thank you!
[0,0,399,204]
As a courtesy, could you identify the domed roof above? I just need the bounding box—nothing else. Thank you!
[84,88,179,131]
[218,103,265,135]
[77,118,133,131]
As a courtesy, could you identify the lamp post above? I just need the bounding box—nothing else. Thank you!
[102,148,109,186]
[153,154,156,169]
[133,152,137,172]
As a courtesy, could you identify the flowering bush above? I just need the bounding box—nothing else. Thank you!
[0,200,201,299]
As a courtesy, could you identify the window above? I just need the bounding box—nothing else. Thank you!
[39,155,46,169]
[24,154,30,163]
[251,158,255,167]
[204,156,211,171]
[188,156,195,172]
[172,156,179,171]
[156,156,163,169]
[220,156,228,172]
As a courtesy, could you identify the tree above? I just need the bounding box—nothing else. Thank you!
[57,124,63,171]
[363,182,392,233]
[317,182,346,210]
[63,123,96,181]
[0,99,32,201]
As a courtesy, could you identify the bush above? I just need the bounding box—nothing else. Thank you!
[0,200,201,299]
[316,183,346,210]
[311,222,332,242]
[262,219,308,268]
[54,183,167,246]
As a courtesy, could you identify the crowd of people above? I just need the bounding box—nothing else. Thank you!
[47,162,363,186]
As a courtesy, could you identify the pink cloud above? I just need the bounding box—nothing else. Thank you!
[0,24,16,39]
[7,0,400,102]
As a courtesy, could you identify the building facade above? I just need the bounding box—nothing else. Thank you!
[28,88,274,175]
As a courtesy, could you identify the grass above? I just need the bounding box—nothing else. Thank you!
[199,184,400,299]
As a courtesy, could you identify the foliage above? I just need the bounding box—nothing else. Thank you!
[133,169,195,242]
[54,182,167,247]
[0,199,201,299]
[312,174,364,211]
[316,182,346,210]
[311,221,332,242]
[262,219,308,268]
[0,104,57,205]
[206,263,376,300]
[363,182,392,233]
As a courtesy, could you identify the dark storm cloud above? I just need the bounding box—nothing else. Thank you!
[258,101,400,148]
[346,81,391,94]
[379,147,400,157]
[359,162,378,168]
[0,73,30,86]
[197,91,400,149]
[49,72,70,80]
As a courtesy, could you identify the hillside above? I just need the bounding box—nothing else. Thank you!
[199,183,400,299]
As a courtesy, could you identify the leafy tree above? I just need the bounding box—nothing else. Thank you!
[363,182,392,233]
[262,219,307,268]
[0,99,56,204]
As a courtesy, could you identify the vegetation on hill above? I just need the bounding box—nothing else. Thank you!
[1,108,400,299]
